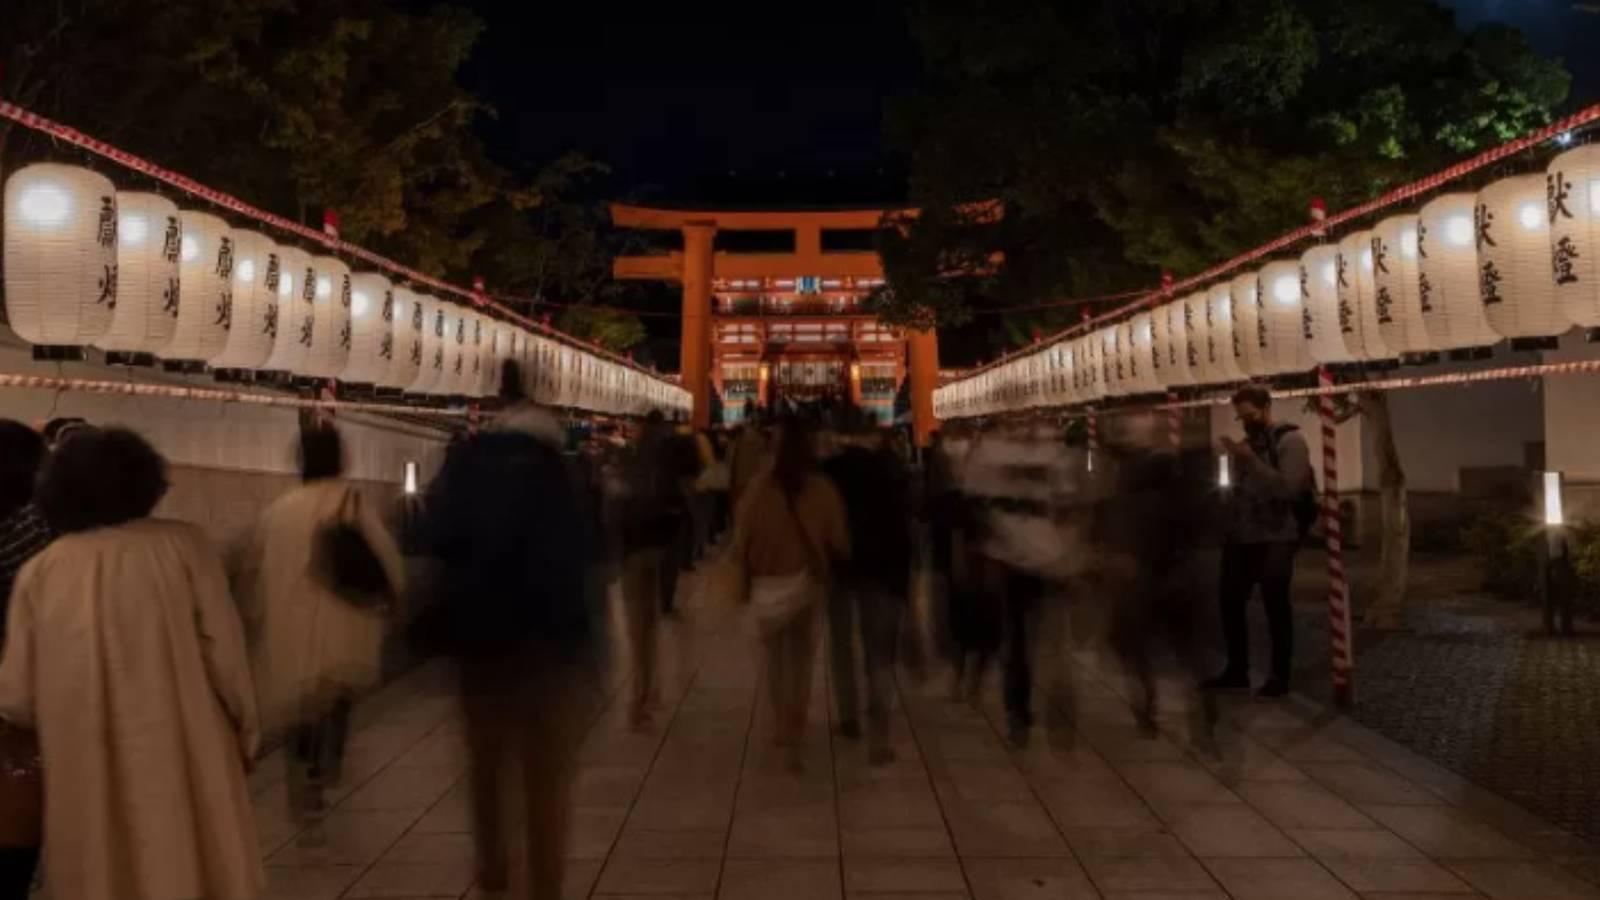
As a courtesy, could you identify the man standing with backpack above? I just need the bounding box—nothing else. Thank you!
[1204,386,1316,700]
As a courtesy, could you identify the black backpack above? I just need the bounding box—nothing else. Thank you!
[1265,424,1320,539]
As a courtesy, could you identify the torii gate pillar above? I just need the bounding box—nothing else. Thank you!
[681,223,716,428]
[908,328,940,447]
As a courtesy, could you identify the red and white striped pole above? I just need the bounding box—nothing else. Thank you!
[1087,412,1099,473]
[1319,365,1354,708]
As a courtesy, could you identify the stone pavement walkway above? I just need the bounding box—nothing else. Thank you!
[249,582,1600,899]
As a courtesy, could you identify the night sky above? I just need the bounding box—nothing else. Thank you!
[461,2,918,207]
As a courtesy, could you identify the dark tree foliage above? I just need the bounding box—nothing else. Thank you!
[880,0,1571,346]
[0,0,641,342]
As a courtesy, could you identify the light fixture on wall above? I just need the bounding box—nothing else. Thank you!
[404,460,420,496]
[1218,453,1232,489]
[1543,470,1565,527]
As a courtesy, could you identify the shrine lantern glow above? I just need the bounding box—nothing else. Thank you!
[434,302,467,396]
[95,191,178,360]
[1418,193,1499,353]
[1078,333,1106,402]
[1257,260,1311,375]
[160,210,234,368]
[1127,311,1161,394]
[1202,283,1242,383]
[301,256,352,379]
[1229,272,1266,378]
[1336,229,1388,362]
[209,229,277,372]
[1164,299,1200,386]
[1478,174,1567,342]
[1300,245,1355,364]
[340,273,394,386]
[260,245,314,377]
[1097,326,1125,397]
[382,286,425,391]
[1546,146,1600,331]
[1176,291,1211,384]
[407,294,446,395]
[3,164,118,350]
[1372,214,1434,358]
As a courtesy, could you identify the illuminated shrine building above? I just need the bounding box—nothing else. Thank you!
[611,204,940,444]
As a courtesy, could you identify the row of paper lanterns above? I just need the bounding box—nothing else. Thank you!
[935,146,1600,419]
[2,163,690,417]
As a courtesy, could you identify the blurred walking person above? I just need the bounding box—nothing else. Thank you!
[619,411,699,728]
[0,428,263,900]
[1204,386,1315,700]
[960,423,1082,747]
[822,425,912,763]
[235,423,404,825]
[729,418,848,771]
[0,421,52,899]
[416,363,600,899]
[728,402,771,516]
[1098,417,1215,747]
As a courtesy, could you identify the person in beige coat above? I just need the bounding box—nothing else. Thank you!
[235,424,404,823]
[0,427,264,900]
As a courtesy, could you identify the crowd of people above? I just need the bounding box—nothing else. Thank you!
[0,368,1314,899]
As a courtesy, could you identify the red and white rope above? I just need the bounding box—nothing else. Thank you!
[958,103,1600,381]
[1319,366,1354,706]
[0,101,663,382]
[0,372,469,418]
[1017,358,1600,421]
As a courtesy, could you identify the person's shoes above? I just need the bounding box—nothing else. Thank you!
[838,720,863,740]
[1255,678,1290,700]
[1200,671,1250,692]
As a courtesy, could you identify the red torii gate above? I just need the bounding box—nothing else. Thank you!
[611,204,940,444]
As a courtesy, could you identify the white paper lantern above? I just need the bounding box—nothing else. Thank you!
[300,256,352,379]
[95,190,177,358]
[1229,272,1267,378]
[1205,282,1246,381]
[1417,193,1498,353]
[382,286,425,391]
[340,273,393,385]
[432,302,467,396]
[1336,230,1388,361]
[1125,312,1161,394]
[1300,245,1354,364]
[158,210,234,367]
[1371,215,1433,358]
[210,230,277,371]
[1162,300,1200,386]
[1082,332,1106,401]
[1549,146,1600,330]
[407,294,446,395]
[4,164,118,349]
[261,246,314,376]
[1257,261,1312,375]
[1477,175,1565,342]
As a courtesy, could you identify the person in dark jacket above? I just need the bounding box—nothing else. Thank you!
[415,361,599,899]
[1204,385,1314,700]
[617,411,700,728]
[821,423,913,763]
[0,420,51,899]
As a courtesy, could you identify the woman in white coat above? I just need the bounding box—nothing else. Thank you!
[0,427,263,900]
[235,423,404,822]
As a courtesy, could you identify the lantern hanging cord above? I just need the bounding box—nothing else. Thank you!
[0,101,673,386]
[957,103,1600,383]
[1006,359,1600,423]
[0,372,477,417]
